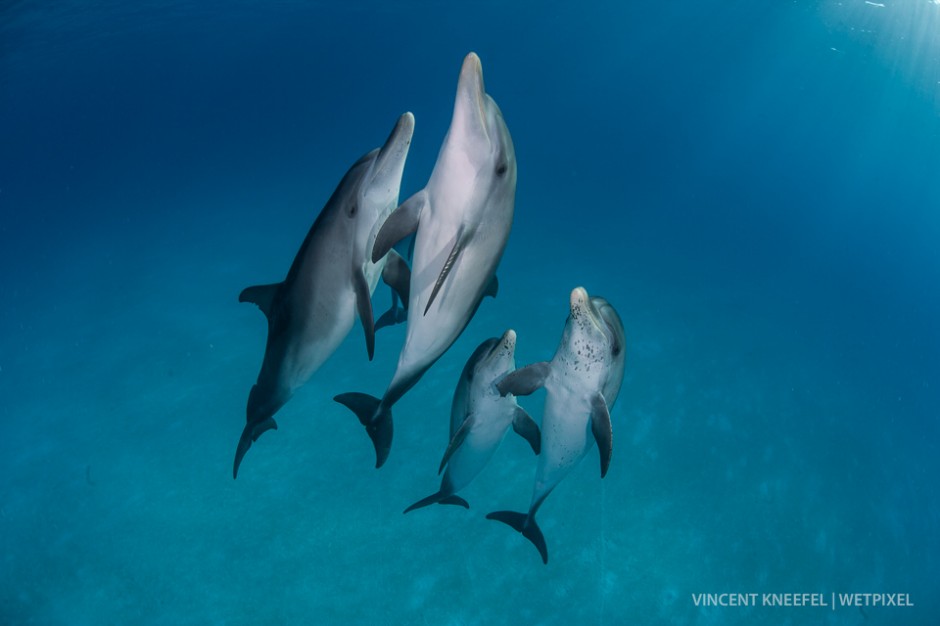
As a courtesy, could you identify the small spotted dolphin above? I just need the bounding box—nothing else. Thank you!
[404,330,540,514]
[234,113,414,478]
[336,52,516,468]
[487,287,626,563]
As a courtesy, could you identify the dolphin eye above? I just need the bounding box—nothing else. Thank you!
[610,329,623,357]
[495,162,508,177]
[348,204,358,217]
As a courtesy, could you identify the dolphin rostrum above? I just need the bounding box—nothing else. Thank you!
[234,113,414,478]
[335,52,516,468]
[487,287,626,563]
[404,330,540,514]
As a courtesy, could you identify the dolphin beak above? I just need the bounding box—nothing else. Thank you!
[502,328,517,351]
[453,52,488,140]
[372,112,415,186]
[570,286,589,313]
[570,286,605,335]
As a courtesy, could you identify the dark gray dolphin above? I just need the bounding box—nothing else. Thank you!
[336,52,516,468]
[404,330,540,514]
[234,113,414,478]
[487,287,626,563]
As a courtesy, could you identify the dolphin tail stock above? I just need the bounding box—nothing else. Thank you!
[382,248,411,308]
[486,510,548,564]
[233,416,278,479]
[334,392,394,468]
[376,249,411,331]
[403,491,470,514]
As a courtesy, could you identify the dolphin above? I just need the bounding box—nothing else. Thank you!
[487,287,626,563]
[233,112,415,478]
[335,52,516,468]
[404,330,540,514]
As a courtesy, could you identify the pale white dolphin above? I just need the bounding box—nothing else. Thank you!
[487,287,626,563]
[335,52,516,468]
[234,113,414,478]
[404,330,540,514]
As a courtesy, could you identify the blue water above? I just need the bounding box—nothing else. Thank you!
[2,1,939,624]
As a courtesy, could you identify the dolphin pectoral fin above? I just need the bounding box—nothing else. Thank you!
[484,274,498,299]
[438,414,476,474]
[496,362,552,397]
[373,190,426,263]
[334,392,393,468]
[511,406,541,455]
[424,226,465,316]
[239,282,281,319]
[486,511,548,564]
[352,269,376,361]
[233,417,278,479]
[382,248,411,309]
[590,393,613,478]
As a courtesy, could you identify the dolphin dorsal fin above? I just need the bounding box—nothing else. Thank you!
[239,283,281,319]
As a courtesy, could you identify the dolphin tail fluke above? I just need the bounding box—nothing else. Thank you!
[233,417,278,479]
[334,392,393,468]
[440,495,470,508]
[375,304,407,330]
[403,491,469,514]
[486,511,548,564]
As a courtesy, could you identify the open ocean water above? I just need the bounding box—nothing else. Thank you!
[1,1,939,624]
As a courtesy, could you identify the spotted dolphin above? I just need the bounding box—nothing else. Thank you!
[233,113,414,478]
[487,287,626,563]
[335,52,516,468]
[404,330,540,514]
